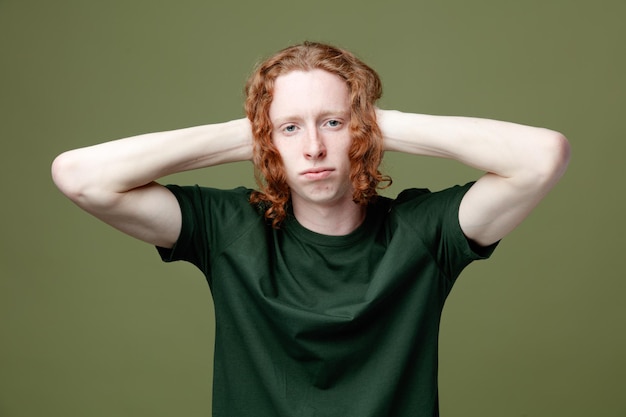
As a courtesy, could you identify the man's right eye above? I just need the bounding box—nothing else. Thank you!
[284,125,297,133]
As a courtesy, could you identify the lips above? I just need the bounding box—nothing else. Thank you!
[300,167,334,180]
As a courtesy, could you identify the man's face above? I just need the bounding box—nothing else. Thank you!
[269,69,353,211]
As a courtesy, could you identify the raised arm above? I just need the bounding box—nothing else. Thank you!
[51,118,253,248]
[378,109,570,247]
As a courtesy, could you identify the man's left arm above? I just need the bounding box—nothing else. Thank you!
[377,109,571,247]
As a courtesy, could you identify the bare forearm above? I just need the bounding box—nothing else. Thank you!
[52,118,253,199]
[378,109,569,182]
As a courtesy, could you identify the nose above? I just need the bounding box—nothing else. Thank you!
[304,128,326,160]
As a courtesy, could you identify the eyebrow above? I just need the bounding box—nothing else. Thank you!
[272,110,350,126]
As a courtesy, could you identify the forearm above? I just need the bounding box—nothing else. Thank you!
[378,109,569,183]
[52,118,253,200]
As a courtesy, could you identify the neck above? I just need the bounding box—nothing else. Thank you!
[291,200,366,236]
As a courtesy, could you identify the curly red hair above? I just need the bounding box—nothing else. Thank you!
[245,41,391,227]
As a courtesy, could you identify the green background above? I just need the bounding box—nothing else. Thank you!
[1,0,624,416]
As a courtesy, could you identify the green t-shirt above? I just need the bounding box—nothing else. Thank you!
[158,183,496,417]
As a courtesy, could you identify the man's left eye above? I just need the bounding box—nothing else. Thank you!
[327,120,341,127]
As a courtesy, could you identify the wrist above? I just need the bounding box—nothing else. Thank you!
[377,109,405,152]
[221,118,254,162]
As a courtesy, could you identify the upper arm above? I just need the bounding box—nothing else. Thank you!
[88,182,182,249]
[55,174,182,249]
[458,132,570,247]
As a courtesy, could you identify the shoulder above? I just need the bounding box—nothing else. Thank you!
[382,183,475,246]
[158,185,266,264]
[165,185,255,209]
[389,182,497,259]
[392,183,473,213]
[164,185,263,227]
[165,184,254,200]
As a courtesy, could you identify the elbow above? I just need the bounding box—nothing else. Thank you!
[543,130,571,181]
[51,151,83,201]
[51,150,113,207]
[529,130,571,188]
[52,150,126,212]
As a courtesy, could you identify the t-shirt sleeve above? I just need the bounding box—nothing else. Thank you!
[395,182,499,282]
[156,184,211,274]
[155,185,260,282]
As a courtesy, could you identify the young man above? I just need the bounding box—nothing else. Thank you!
[52,42,570,416]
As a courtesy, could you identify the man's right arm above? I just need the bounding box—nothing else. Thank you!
[51,118,253,248]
